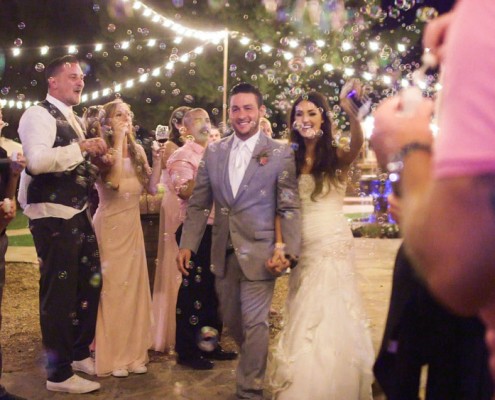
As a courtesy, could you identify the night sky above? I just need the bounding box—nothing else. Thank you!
[0,0,456,136]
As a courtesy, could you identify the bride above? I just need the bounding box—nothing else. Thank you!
[268,80,375,399]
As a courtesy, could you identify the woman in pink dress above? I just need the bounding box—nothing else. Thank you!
[93,99,161,377]
[151,106,191,353]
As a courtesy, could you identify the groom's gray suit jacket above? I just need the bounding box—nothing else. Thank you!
[180,133,301,281]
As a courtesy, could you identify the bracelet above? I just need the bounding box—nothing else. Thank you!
[274,242,286,250]
[387,142,432,176]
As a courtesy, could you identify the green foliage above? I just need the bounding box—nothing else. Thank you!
[7,210,29,231]
[1,0,438,134]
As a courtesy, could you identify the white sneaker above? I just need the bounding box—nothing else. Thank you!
[46,374,100,394]
[71,357,96,376]
[131,365,147,374]
[111,368,129,378]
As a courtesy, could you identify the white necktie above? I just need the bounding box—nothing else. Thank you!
[67,112,85,140]
[231,143,249,197]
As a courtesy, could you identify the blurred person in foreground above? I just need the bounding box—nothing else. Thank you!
[0,104,27,400]
[370,0,495,381]
[374,194,492,399]
[18,55,107,394]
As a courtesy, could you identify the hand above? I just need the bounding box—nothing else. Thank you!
[80,137,108,157]
[480,306,495,382]
[177,248,193,276]
[387,193,402,224]
[265,251,290,277]
[161,141,177,168]
[370,95,434,170]
[339,78,365,120]
[90,152,115,172]
[151,146,162,166]
[9,154,26,177]
[0,199,16,232]
[423,11,455,65]
[111,117,130,143]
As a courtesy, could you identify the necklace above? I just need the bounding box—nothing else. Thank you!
[305,156,313,165]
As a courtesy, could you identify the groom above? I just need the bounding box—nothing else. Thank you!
[177,82,301,399]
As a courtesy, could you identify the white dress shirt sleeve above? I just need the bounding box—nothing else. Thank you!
[18,105,84,176]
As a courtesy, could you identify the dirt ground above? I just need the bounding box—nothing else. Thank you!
[1,262,288,373]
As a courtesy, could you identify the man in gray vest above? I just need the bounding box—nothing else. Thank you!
[18,55,107,394]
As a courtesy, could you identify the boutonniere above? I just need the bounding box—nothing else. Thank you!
[254,149,270,166]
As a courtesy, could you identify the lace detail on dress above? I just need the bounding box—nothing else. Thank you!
[268,174,374,400]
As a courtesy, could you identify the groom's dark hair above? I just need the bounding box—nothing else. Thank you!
[229,82,263,107]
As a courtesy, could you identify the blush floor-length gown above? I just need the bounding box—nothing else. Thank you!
[269,175,374,399]
[151,171,182,353]
[93,158,153,375]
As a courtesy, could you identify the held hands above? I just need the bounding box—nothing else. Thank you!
[80,137,108,158]
[265,248,290,277]
[177,248,193,276]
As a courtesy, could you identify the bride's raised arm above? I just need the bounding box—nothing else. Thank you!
[337,78,365,167]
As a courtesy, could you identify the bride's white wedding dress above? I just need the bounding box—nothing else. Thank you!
[269,175,374,400]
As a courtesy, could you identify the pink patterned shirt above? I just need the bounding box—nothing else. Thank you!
[167,140,214,224]
[434,0,495,178]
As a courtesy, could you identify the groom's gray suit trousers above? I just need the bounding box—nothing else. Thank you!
[215,252,275,399]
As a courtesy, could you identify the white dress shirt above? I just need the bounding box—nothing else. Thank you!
[229,131,260,197]
[18,94,86,219]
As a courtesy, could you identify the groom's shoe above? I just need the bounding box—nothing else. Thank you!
[177,356,214,370]
[204,345,238,361]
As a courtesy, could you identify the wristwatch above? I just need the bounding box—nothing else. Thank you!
[387,142,432,178]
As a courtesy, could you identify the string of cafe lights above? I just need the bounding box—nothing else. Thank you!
[123,0,434,98]
[1,0,427,109]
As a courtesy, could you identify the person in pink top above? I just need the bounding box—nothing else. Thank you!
[150,106,191,354]
[370,0,495,381]
[169,108,237,370]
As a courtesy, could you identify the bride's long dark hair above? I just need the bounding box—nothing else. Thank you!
[289,91,344,201]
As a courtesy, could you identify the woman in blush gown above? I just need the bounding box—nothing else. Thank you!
[93,99,161,377]
[269,81,374,400]
[151,106,191,353]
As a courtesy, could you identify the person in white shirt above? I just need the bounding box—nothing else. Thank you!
[18,55,107,394]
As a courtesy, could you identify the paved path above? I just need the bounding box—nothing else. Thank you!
[2,238,400,399]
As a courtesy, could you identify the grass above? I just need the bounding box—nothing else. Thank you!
[7,210,29,230]
[7,210,33,246]
[5,210,389,246]
[8,234,34,247]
